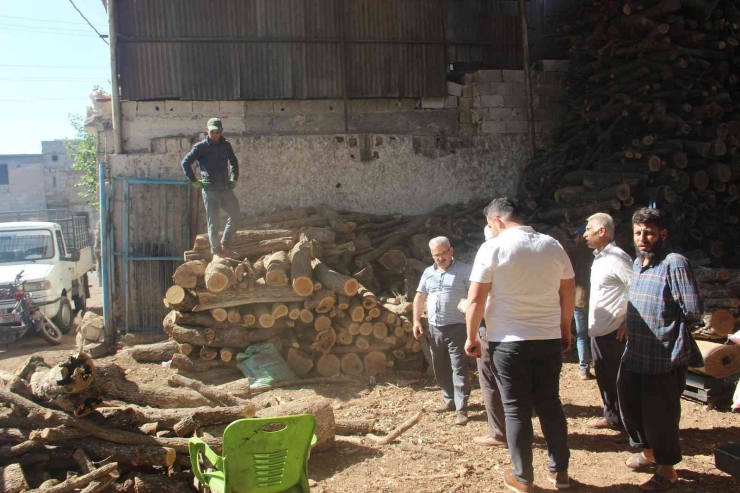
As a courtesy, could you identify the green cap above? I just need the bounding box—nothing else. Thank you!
[207,118,223,131]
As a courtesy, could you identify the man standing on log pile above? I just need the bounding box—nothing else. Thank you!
[465,197,575,492]
[181,117,240,259]
[582,213,632,432]
[413,236,472,426]
[619,208,703,492]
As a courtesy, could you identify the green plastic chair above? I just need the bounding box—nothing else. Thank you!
[189,414,316,493]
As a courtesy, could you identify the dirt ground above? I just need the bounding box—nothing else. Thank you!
[1,306,738,492]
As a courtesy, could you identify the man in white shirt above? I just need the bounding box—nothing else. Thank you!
[465,198,575,493]
[583,213,633,431]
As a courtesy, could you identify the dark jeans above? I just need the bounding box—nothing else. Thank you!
[617,364,687,466]
[490,339,569,485]
[591,331,626,427]
[202,187,240,254]
[574,307,591,371]
[428,323,470,411]
[477,326,506,441]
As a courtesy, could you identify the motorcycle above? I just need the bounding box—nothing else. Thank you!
[0,270,63,346]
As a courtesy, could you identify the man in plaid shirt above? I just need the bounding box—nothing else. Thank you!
[619,208,704,492]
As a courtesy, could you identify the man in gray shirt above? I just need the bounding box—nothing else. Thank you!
[413,236,472,426]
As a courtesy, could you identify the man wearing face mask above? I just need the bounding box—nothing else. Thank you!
[181,118,240,258]
[619,208,703,492]
[413,236,472,426]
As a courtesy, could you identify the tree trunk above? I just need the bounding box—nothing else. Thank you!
[165,310,235,329]
[264,251,291,287]
[348,298,365,322]
[227,309,242,323]
[169,354,239,376]
[378,250,408,273]
[316,354,341,377]
[210,308,228,322]
[299,309,314,324]
[363,351,388,375]
[199,346,218,361]
[313,261,359,296]
[353,264,377,293]
[287,302,302,320]
[372,323,388,340]
[65,438,176,467]
[0,463,28,493]
[304,288,336,313]
[335,419,375,436]
[193,284,306,311]
[701,309,735,336]
[692,341,740,378]
[167,374,252,409]
[271,303,288,319]
[127,341,179,363]
[253,304,274,328]
[23,462,118,493]
[219,347,237,362]
[133,475,194,493]
[312,329,337,354]
[204,258,236,293]
[168,323,276,348]
[0,371,32,399]
[340,353,364,375]
[256,398,335,452]
[164,286,197,312]
[299,227,336,244]
[357,285,378,309]
[289,240,314,297]
[172,260,208,289]
[286,348,314,375]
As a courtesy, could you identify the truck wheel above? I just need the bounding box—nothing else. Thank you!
[74,274,89,314]
[53,298,74,334]
[39,317,63,345]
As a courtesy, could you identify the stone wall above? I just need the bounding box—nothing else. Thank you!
[0,155,47,212]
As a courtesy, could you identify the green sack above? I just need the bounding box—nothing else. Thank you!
[236,342,297,387]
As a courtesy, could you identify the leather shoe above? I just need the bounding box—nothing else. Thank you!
[454,411,469,426]
[473,435,508,448]
[587,417,618,430]
[503,469,533,493]
[432,402,455,413]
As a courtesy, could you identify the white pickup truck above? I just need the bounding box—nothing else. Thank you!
[0,210,93,334]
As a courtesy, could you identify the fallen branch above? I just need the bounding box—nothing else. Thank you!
[248,375,352,395]
[24,462,118,493]
[168,374,253,407]
[365,411,423,445]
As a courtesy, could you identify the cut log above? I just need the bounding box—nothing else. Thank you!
[164,286,197,312]
[287,348,314,375]
[172,260,207,289]
[242,308,256,326]
[372,322,388,340]
[300,309,314,324]
[335,419,375,436]
[355,336,371,350]
[199,346,218,361]
[0,371,31,399]
[355,215,431,267]
[169,354,238,376]
[317,205,357,234]
[287,302,302,320]
[313,261,359,296]
[337,295,350,310]
[694,268,730,283]
[312,328,337,354]
[204,258,236,293]
[194,284,306,311]
[367,307,381,319]
[133,475,194,493]
[339,353,364,375]
[168,323,276,348]
[271,303,289,319]
[256,397,335,451]
[0,429,29,444]
[337,330,353,346]
[227,309,242,323]
[316,354,341,377]
[67,438,175,467]
[701,309,735,336]
[363,351,388,375]
[359,323,373,337]
[348,298,365,322]
[194,229,296,250]
[691,341,740,378]
[264,251,291,287]
[314,315,332,332]
[211,308,228,323]
[23,462,118,493]
[289,240,314,297]
[96,404,254,431]
[382,302,413,316]
[304,288,336,313]
[0,463,28,493]
[252,304,274,328]
[357,285,378,309]
[219,347,237,362]
[299,227,336,244]
[378,249,407,273]
[127,340,179,363]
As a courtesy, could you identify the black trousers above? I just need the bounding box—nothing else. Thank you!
[591,331,626,427]
[617,364,687,466]
[491,339,570,485]
[477,326,506,441]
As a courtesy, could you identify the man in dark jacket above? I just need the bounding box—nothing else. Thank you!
[181,118,240,257]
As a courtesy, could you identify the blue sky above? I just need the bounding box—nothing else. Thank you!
[0,0,111,154]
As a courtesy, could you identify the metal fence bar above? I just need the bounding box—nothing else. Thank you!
[98,163,113,342]
[124,181,131,333]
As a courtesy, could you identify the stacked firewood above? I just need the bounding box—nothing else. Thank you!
[0,352,339,491]
[163,204,490,378]
[515,0,740,339]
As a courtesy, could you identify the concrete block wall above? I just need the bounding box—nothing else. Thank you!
[0,158,47,212]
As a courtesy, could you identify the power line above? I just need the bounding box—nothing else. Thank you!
[0,27,103,38]
[0,23,101,34]
[66,0,109,45]
[0,14,107,28]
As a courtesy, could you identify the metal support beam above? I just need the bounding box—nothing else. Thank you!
[517,0,536,156]
[108,0,123,154]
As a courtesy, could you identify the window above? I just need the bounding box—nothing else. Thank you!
[51,154,58,162]
[0,230,54,262]
[0,164,7,185]
[55,231,66,258]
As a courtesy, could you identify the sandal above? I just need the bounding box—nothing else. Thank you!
[639,474,677,492]
[626,452,657,471]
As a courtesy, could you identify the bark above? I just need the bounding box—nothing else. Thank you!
[194,229,296,250]
[335,419,375,436]
[0,371,32,399]
[168,374,252,409]
[164,286,197,312]
[66,438,175,467]
[299,227,336,244]
[365,411,423,445]
[353,264,377,293]
[184,237,296,261]
[193,284,306,311]
[354,215,431,267]
[313,261,359,296]
[692,341,740,378]
[171,405,256,438]
[0,429,28,444]
[172,260,207,289]
[204,258,236,293]
[253,304,274,328]
[363,351,388,374]
[357,285,378,309]
[198,347,218,361]
[169,354,238,376]
[0,463,28,493]
[286,348,314,375]
[256,398,335,451]
[340,353,364,375]
[122,333,167,346]
[378,250,407,273]
[133,475,194,493]
[316,354,341,377]
[408,234,432,262]
[24,462,118,493]
[304,288,336,313]
[127,340,179,363]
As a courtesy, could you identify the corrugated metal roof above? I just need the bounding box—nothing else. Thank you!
[116,0,546,100]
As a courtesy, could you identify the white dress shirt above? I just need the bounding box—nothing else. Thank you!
[588,242,633,337]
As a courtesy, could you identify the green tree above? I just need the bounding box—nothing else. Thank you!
[65,113,99,208]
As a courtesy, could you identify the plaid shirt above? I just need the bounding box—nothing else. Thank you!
[624,252,704,374]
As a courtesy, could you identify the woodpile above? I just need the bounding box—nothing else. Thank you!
[517,0,740,342]
[162,204,493,378]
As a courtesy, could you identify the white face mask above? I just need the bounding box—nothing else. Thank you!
[483,226,494,241]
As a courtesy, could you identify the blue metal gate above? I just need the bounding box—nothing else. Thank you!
[113,177,191,334]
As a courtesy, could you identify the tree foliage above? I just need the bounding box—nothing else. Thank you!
[64,113,99,209]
